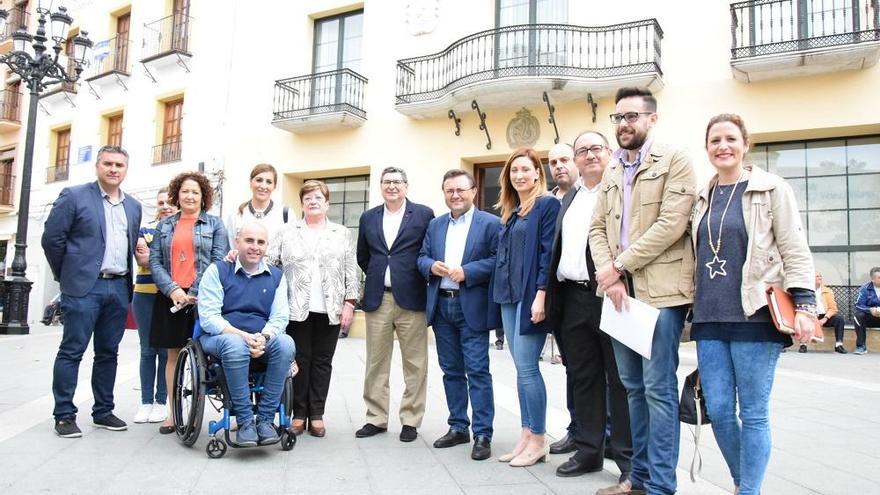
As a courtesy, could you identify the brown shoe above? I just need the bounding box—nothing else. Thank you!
[291,418,306,436]
[595,479,646,495]
[309,419,326,437]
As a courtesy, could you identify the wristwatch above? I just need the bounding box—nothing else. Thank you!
[612,259,626,275]
[261,330,274,342]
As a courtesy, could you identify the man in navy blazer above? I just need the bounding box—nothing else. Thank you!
[417,170,500,460]
[41,145,142,438]
[356,166,434,442]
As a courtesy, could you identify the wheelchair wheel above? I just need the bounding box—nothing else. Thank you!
[280,429,296,451]
[206,438,227,459]
[173,341,206,447]
[280,375,294,423]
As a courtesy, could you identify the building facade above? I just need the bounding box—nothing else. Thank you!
[19,0,880,324]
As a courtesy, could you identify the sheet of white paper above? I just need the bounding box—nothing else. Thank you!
[599,296,660,360]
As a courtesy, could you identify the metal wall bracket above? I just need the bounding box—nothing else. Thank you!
[175,53,191,73]
[587,93,597,123]
[471,100,491,150]
[448,110,462,136]
[142,63,157,83]
[543,92,559,144]
[86,80,101,100]
[38,102,51,116]
[114,72,129,91]
[62,92,76,108]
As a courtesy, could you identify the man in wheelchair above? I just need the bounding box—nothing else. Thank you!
[197,222,295,447]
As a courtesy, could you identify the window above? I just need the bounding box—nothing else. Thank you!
[495,0,567,68]
[475,159,557,218]
[750,135,880,290]
[312,10,363,109]
[0,148,15,205]
[316,175,369,239]
[115,12,130,72]
[154,98,183,164]
[107,113,123,147]
[1,81,21,122]
[61,33,77,92]
[171,0,191,52]
[48,128,71,183]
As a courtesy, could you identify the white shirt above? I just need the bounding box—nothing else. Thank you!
[440,207,474,290]
[816,289,826,315]
[383,200,406,287]
[557,180,601,282]
[301,227,327,313]
[226,202,288,248]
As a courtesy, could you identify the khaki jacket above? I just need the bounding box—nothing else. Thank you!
[691,166,814,318]
[818,286,839,319]
[589,142,697,308]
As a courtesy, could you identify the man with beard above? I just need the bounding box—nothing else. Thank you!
[549,143,578,201]
[590,87,696,495]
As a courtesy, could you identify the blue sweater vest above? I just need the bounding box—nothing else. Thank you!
[215,260,283,333]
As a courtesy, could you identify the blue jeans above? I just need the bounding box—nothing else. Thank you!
[132,292,167,405]
[53,278,129,420]
[500,302,547,434]
[200,332,296,423]
[696,339,782,495]
[432,295,494,438]
[612,305,687,495]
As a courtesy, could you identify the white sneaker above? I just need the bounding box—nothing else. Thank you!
[134,403,153,424]
[148,403,168,423]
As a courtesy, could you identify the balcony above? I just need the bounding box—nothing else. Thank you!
[140,12,193,73]
[0,89,21,132]
[46,165,69,183]
[0,7,29,53]
[152,140,182,165]
[730,0,880,82]
[395,20,664,118]
[271,69,368,133]
[85,35,131,89]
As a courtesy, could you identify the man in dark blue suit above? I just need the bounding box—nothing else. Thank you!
[417,170,499,461]
[42,145,142,438]
[356,167,434,442]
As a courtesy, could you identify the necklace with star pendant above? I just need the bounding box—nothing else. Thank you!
[705,169,744,280]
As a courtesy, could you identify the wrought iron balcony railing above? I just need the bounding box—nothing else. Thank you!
[46,165,69,183]
[273,69,368,121]
[0,7,29,41]
[88,35,131,78]
[395,20,663,105]
[152,140,182,165]
[142,12,193,61]
[0,89,21,122]
[731,0,880,59]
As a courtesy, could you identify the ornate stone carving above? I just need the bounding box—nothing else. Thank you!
[506,108,540,149]
[405,0,440,36]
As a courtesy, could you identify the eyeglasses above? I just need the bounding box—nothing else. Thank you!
[609,112,653,124]
[574,145,606,157]
[381,179,407,186]
[443,187,474,196]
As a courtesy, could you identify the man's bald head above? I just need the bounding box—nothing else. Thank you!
[235,221,270,268]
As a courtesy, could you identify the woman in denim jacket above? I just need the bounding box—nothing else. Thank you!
[149,171,228,434]
[691,114,815,495]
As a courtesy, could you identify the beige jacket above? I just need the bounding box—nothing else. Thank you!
[267,219,361,325]
[691,166,814,318]
[590,141,697,308]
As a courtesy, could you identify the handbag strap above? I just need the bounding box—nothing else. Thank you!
[688,376,704,482]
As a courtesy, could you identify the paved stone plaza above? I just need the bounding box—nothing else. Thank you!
[1,324,878,494]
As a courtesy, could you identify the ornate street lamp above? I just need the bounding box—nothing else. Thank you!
[0,5,91,334]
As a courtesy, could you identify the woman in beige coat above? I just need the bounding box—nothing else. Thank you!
[267,180,360,437]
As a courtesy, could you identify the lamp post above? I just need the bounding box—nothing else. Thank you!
[0,6,91,335]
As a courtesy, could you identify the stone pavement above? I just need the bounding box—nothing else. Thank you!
[1,324,878,494]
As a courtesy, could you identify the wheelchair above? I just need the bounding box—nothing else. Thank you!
[172,321,296,458]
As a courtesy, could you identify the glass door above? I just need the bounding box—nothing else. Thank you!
[312,11,364,111]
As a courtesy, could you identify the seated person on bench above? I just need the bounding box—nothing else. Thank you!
[198,222,295,446]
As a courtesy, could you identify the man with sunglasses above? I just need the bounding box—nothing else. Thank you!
[356,167,435,443]
[590,87,696,495]
[547,132,634,486]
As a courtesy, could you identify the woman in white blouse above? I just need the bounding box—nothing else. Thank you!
[267,180,360,438]
[226,163,289,246]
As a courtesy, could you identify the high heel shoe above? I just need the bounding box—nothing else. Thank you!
[509,445,550,467]
[498,452,517,463]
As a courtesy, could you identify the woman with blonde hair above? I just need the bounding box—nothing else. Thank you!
[268,180,360,437]
[226,164,289,246]
[490,147,560,466]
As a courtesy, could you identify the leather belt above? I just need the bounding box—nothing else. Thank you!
[383,286,393,292]
[439,289,460,298]
[564,279,597,291]
[99,273,126,280]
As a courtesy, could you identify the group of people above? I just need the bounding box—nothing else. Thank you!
[41,85,878,495]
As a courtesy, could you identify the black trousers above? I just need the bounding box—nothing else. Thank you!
[555,282,633,474]
[819,313,845,343]
[853,310,880,348]
[287,313,340,420]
